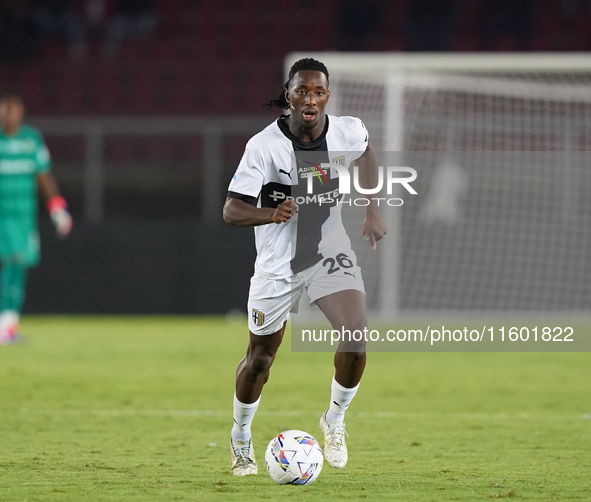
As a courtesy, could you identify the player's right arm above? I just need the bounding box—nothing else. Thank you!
[223,197,297,227]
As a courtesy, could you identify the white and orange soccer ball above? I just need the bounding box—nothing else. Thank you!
[265,430,324,485]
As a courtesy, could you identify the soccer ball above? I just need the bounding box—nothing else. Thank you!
[265,430,324,485]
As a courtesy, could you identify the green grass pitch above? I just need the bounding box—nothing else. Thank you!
[0,317,589,501]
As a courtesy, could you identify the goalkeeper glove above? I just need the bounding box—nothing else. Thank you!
[47,195,73,238]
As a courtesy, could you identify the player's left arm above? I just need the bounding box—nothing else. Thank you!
[37,171,73,238]
[357,142,387,250]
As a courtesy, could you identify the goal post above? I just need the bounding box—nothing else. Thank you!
[285,52,591,319]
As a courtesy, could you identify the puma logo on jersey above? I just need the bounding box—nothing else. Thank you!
[279,168,292,179]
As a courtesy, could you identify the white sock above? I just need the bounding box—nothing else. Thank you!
[231,393,260,442]
[0,310,19,332]
[325,376,359,423]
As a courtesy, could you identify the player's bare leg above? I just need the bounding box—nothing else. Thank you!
[316,289,367,469]
[0,260,28,346]
[318,289,367,386]
[231,322,287,476]
[235,323,286,403]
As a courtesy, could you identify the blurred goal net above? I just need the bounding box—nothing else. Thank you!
[286,53,591,318]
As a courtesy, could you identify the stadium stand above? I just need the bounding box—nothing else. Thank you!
[1,0,590,117]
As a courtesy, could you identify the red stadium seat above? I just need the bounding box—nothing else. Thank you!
[89,66,123,114]
[219,0,261,58]
[529,35,555,51]
[242,62,282,114]
[15,66,48,113]
[373,34,405,51]
[262,0,296,57]
[181,32,217,59]
[130,67,162,113]
[208,65,235,114]
[54,67,85,113]
[532,3,562,33]
[452,0,482,51]
[159,1,185,36]
[491,35,519,52]
[168,68,201,113]
[453,33,480,52]
[120,41,148,60]
[154,37,181,59]
[41,41,67,60]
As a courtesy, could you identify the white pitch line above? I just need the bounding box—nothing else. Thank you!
[14,409,589,420]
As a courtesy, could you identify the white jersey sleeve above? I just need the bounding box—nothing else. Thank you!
[227,141,265,202]
[337,116,369,153]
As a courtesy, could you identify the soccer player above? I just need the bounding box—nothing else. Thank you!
[223,58,387,475]
[0,95,72,345]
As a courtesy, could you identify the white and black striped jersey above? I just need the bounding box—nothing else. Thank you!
[227,114,368,279]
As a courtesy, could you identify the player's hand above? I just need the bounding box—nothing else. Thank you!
[51,209,73,238]
[272,199,298,224]
[362,212,387,250]
[47,196,73,238]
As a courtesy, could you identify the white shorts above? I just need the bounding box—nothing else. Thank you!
[247,249,365,335]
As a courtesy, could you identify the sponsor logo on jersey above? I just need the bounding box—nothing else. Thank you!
[261,181,291,208]
[0,159,36,174]
[0,138,37,154]
[299,161,329,184]
[252,309,265,327]
[268,188,340,205]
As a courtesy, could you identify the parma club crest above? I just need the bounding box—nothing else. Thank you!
[252,309,265,327]
[332,155,345,166]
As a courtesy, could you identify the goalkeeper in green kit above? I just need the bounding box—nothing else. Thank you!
[0,96,72,345]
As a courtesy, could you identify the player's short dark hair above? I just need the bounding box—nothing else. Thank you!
[264,58,329,109]
[0,94,24,107]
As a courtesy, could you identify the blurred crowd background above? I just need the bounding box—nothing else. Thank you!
[1,0,589,314]
[2,1,591,115]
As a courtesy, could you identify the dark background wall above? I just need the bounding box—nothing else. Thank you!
[25,221,256,314]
